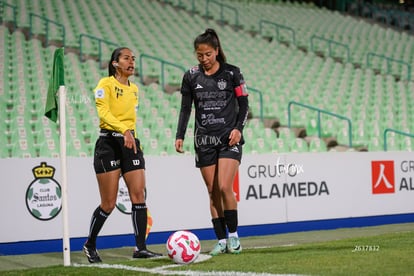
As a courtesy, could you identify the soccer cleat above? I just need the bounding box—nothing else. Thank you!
[83,243,102,263]
[227,237,242,254]
[209,241,227,256]
[133,248,163,258]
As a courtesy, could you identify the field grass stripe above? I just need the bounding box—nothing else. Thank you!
[73,263,303,276]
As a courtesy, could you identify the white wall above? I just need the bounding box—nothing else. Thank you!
[1,151,413,244]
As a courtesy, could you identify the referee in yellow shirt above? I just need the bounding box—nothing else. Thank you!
[83,47,161,263]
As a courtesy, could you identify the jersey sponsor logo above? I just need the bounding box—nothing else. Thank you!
[195,134,222,147]
[194,128,222,147]
[95,88,104,98]
[195,84,203,89]
[201,113,225,125]
[371,161,395,194]
[217,79,227,90]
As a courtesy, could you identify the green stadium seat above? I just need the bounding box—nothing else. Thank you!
[290,138,309,153]
[308,137,326,152]
[278,127,296,142]
[3,0,414,157]
[270,138,290,154]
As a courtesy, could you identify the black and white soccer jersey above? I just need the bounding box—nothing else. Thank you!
[176,62,249,148]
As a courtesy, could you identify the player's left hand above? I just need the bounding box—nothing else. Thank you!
[228,129,241,147]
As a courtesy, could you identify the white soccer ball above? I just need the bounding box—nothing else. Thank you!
[166,230,201,264]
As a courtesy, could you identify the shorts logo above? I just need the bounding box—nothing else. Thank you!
[371,161,395,194]
[132,159,140,166]
[110,160,121,167]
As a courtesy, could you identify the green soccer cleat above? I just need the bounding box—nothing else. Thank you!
[227,237,242,254]
[209,241,227,256]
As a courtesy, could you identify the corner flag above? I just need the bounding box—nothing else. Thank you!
[44,47,71,266]
[45,47,65,122]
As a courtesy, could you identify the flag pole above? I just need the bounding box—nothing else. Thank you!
[59,84,71,266]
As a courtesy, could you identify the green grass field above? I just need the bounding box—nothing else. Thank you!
[1,222,413,275]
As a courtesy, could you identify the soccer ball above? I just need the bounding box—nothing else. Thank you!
[166,230,201,264]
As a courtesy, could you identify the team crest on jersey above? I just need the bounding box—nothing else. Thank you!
[217,79,227,90]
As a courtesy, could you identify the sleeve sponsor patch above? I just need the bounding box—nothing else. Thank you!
[95,88,104,99]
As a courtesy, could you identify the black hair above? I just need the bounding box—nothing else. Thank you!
[108,47,130,76]
[193,28,226,63]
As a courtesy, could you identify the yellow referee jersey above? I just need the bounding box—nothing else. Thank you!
[94,76,139,136]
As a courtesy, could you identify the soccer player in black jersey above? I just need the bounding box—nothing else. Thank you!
[83,47,162,263]
[175,29,249,255]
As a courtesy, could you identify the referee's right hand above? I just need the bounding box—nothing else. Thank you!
[175,139,184,153]
[124,130,137,154]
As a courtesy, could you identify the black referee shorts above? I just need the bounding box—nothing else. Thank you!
[195,143,242,168]
[93,130,145,174]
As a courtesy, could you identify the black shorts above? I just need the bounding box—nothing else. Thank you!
[93,130,145,174]
[195,143,242,168]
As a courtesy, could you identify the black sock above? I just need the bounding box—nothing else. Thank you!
[132,203,147,251]
[212,217,227,240]
[224,210,238,233]
[86,206,110,246]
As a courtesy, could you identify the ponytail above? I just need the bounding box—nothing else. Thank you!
[194,28,226,63]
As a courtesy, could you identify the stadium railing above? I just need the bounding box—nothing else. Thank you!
[259,19,296,45]
[205,0,240,28]
[383,128,414,151]
[248,87,264,123]
[366,52,412,81]
[79,34,119,68]
[0,0,17,31]
[138,53,186,92]
[310,35,351,63]
[288,101,353,147]
[29,13,65,46]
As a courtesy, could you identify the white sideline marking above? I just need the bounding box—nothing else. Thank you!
[73,254,303,276]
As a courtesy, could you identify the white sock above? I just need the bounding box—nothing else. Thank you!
[228,232,238,238]
[219,238,227,244]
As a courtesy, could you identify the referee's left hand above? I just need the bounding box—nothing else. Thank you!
[124,130,137,154]
[228,129,241,147]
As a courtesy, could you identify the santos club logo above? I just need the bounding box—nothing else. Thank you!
[26,162,62,220]
[371,161,395,194]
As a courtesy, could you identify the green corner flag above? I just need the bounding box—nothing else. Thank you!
[45,47,65,122]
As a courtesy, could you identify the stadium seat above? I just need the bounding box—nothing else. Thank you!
[277,127,296,142]
[3,0,414,158]
[290,138,309,153]
[308,137,326,152]
[271,138,289,153]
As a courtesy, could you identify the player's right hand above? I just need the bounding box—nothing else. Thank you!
[124,130,137,154]
[175,139,184,153]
